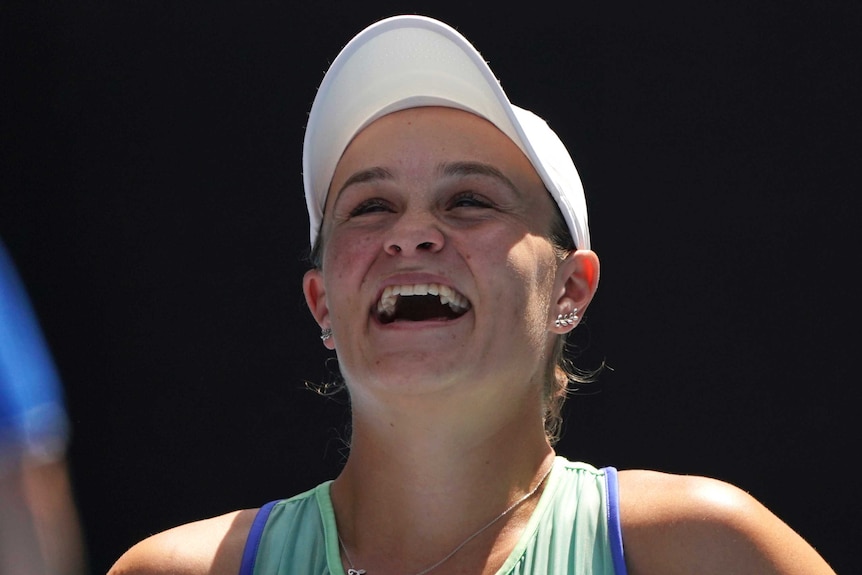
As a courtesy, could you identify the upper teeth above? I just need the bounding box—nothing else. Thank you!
[377,283,471,318]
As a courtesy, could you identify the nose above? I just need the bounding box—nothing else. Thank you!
[384,211,445,256]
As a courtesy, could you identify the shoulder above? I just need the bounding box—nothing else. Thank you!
[616,469,835,575]
[107,508,258,575]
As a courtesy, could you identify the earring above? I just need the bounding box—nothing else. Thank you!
[320,327,332,341]
[554,309,579,328]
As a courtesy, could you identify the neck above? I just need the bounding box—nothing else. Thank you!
[330,389,555,574]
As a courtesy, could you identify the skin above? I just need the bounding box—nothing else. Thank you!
[1,457,88,575]
[108,107,836,575]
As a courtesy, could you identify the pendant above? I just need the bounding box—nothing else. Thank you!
[347,570,367,575]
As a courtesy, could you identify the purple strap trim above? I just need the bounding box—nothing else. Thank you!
[238,500,279,575]
[603,467,628,575]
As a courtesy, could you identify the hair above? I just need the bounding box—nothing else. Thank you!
[543,203,602,444]
[306,193,601,446]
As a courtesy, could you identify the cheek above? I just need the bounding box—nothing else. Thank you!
[323,231,376,275]
[321,231,381,316]
[505,242,558,316]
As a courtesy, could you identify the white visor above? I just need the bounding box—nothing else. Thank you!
[302,15,590,250]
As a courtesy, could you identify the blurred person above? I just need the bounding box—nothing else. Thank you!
[0,238,87,575]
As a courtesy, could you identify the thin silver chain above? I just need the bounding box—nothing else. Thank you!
[337,461,554,575]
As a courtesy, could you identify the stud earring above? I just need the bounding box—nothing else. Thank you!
[554,309,579,328]
[320,327,332,341]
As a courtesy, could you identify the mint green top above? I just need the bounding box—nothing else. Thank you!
[243,457,626,575]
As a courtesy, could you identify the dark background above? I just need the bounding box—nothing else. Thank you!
[2,2,858,573]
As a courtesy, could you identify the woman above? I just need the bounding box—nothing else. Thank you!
[109,15,836,575]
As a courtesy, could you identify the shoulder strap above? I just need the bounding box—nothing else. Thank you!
[238,500,279,575]
[603,467,628,575]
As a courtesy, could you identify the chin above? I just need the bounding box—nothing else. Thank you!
[345,357,469,397]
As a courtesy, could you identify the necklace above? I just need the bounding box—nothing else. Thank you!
[337,461,554,575]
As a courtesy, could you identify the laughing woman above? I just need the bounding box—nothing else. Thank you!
[109,15,836,575]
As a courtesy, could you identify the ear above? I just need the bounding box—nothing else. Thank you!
[550,249,600,334]
[302,268,335,350]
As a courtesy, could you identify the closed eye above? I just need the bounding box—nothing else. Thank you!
[349,198,392,217]
[449,192,492,209]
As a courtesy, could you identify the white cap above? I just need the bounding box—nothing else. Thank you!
[303,15,590,250]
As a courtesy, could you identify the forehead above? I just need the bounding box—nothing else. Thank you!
[328,107,545,201]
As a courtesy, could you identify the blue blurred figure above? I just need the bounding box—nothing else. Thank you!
[0,238,86,575]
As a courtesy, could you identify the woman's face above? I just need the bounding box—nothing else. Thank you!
[304,107,569,405]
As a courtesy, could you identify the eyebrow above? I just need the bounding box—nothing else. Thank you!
[333,161,519,203]
[335,166,394,199]
[439,161,519,193]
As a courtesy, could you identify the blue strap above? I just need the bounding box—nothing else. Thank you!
[603,467,628,575]
[238,500,279,575]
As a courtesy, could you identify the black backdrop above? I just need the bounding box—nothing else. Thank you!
[2,2,858,573]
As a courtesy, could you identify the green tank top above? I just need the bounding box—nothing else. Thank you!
[239,457,627,574]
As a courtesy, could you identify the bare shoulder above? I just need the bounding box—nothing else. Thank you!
[617,469,835,575]
[107,508,258,575]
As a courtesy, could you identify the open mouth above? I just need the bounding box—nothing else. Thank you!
[375,283,471,325]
